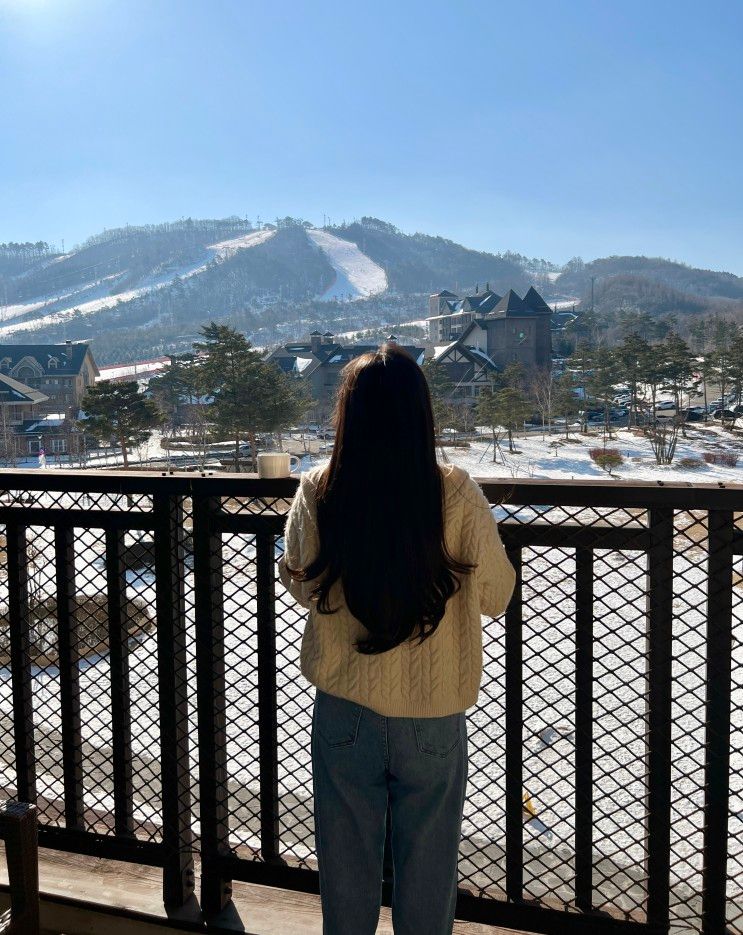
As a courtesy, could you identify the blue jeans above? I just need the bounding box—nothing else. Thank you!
[311,688,468,935]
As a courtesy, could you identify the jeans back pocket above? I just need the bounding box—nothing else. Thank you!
[413,712,463,757]
[315,689,364,747]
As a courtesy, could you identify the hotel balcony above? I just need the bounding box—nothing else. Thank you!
[0,468,741,935]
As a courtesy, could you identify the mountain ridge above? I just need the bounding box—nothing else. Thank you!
[1,217,741,363]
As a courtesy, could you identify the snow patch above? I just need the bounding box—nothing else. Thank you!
[307,229,387,301]
[207,228,276,261]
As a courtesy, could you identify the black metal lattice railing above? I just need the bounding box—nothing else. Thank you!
[0,469,741,935]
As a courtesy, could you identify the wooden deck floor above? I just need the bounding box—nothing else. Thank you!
[0,845,533,935]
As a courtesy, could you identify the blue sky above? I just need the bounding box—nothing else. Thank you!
[1,0,741,272]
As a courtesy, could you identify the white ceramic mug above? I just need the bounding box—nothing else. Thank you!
[257,452,301,478]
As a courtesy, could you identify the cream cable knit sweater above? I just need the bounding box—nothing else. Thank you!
[278,463,516,717]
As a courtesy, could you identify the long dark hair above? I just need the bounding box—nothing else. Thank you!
[285,343,475,655]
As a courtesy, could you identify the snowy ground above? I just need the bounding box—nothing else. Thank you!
[307,228,388,300]
[294,423,743,485]
[20,421,743,481]
[450,424,743,484]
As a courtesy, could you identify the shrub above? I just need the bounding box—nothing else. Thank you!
[589,448,624,472]
[702,451,739,467]
[678,456,705,470]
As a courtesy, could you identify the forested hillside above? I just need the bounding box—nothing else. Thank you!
[558,255,743,302]
[332,217,530,294]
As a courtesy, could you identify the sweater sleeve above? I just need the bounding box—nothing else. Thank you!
[470,484,516,618]
[278,475,320,609]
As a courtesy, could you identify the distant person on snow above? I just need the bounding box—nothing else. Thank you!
[280,343,516,935]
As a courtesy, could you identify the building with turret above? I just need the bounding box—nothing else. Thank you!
[428,286,552,371]
[428,286,553,401]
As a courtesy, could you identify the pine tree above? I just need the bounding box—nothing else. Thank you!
[586,346,621,439]
[552,373,581,439]
[660,333,698,435]
[148,353,202,436]
[489,387,533,453]
[475,380,505,462]
[614,332,652,428]
[82,380,165,469]
[194,322,311,470]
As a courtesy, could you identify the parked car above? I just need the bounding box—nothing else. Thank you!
[316,429,336,439]
[655,401,675,411]
[712,409,738,421]
[681,408,705,422]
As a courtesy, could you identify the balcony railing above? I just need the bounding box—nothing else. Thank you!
[0,468,741,935]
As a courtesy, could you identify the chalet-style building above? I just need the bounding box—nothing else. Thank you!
[0,341,99,417]
[427,286,553,401]
[0,372,79,458]
[428,286,553,371]
[266,332,425,421]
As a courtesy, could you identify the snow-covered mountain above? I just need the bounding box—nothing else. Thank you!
[5,214,738,365]
[0,217,541,359]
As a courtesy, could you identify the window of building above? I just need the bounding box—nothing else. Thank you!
[51,438,67,453]
[48,357,58,369]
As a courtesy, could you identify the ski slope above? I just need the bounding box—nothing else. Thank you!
[307,229,387,300]
[0,229,276,337]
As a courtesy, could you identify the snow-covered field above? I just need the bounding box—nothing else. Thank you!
[452,424,743,483]
[0,229,276,337]
[307,228,388,300]
[297,423,743,485]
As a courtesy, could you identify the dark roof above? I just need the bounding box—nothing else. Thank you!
[493,290,526,314]
[0,372,49,405]
[476,291,502,314]
[433,341,499,373]
[523,286,552,314]
[267,340,425,378]
[309,330,322,336]
[0,342,96,376]
[322,331,334,337]
[316,344,425,366]
[273,358,298,374]
[431,290,458,297]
